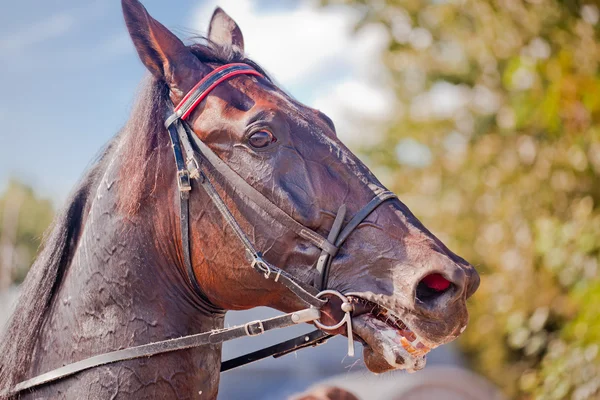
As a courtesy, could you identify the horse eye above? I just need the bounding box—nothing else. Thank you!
[248,130,276,149]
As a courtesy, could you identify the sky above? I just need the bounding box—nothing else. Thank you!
[0,0,394,205]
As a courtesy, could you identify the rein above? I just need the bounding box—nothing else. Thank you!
[7,63,397,397]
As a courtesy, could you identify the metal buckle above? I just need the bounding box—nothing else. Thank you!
[313,290,355,357]
[251,255,272,279]
[244,320,265,336]
[177,169,191,192]
[186,156,201,180]
[250,254,283,281]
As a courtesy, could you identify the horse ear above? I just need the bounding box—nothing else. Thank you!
[122,0,205,96]
[208,7,245,53]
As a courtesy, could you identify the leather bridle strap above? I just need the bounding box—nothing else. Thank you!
[166,63,398,305]
[172,63,337,255]
[170,117,326,309]
[315,205,346,290]
[165,63,263,126]
[166,63,337,311]
[185,124,338,256]
[7,308,321,396]
[167,124,223,314]
[317,190,398,290]
[220,329,332,372]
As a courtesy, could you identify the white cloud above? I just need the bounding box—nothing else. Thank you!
[312,80,396,144]
[314,80,394,120]
[190,0,393,144]
[192,1,356,86]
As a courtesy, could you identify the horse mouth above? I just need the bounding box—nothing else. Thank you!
[347,296,431,373]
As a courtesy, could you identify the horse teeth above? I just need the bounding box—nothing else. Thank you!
[353,297,428,352]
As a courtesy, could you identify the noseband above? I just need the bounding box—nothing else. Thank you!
[8,63,397,396]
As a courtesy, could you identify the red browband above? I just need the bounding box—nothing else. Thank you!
[174,63,263,121]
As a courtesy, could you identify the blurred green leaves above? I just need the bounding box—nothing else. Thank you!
[324,0,600,398]
[0,180,54,285]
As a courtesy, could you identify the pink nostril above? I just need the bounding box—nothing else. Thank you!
[422,273,451,292]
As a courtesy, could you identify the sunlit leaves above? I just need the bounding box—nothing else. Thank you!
[324,0,600,398]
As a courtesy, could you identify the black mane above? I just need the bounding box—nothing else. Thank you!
[0,38,270,392]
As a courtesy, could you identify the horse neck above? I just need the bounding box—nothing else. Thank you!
[28,140,225,399]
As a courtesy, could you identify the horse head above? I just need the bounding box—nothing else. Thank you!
[121,0,480,374]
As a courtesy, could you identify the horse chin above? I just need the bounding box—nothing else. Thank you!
[352,313,430,374]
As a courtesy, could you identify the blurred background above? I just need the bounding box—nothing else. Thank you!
[1,0,599,399]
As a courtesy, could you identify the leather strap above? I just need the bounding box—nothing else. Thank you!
[187,129,338,256]
[168,117,325,309]
[168,120,224,314]
[315,205,346,290]
[335,190,397,248]
[7,308,321,396]
[220,329,332,372]
[169,63,263,123]
[317,191,397,290]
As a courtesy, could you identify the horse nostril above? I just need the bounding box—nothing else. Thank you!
[416,273,452,304]
[422,273,451,291]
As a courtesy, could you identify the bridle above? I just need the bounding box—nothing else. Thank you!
[7,63,397,396]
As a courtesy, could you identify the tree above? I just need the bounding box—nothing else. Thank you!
[0,180,54,288]
[324,0,600,398]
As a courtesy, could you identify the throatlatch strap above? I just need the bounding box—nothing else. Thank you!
[168,118,222,314]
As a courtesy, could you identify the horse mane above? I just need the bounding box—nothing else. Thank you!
[0,38,270,392]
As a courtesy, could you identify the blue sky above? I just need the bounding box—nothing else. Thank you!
[0,0,392,205]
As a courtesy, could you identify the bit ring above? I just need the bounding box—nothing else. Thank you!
[313,290,355,357]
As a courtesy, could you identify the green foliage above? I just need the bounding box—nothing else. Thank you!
[325,0,600,398]
[0,180,54,284]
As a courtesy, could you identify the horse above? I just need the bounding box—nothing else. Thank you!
[0,1,480,398]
